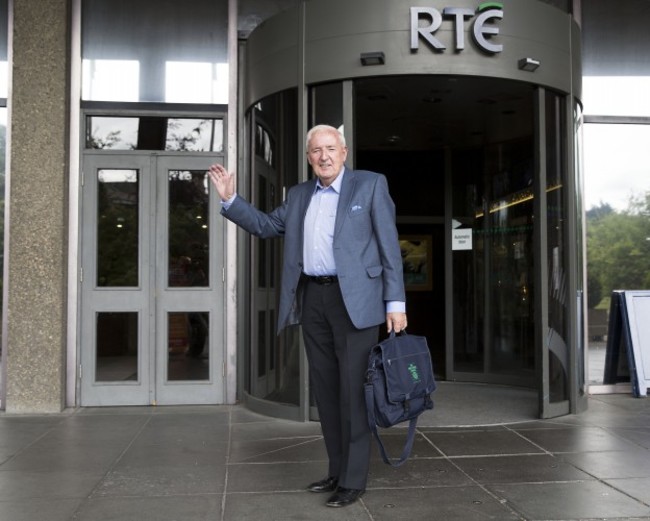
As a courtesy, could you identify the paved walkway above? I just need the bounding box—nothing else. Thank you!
[2,389,650,520]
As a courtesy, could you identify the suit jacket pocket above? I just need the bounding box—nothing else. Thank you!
[366,265,383,279]
[348,203,368,216]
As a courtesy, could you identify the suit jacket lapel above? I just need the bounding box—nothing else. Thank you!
[334,168,355,239]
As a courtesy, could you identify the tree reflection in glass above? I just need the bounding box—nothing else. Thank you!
[97,169,139,287]
[168,170,209,288]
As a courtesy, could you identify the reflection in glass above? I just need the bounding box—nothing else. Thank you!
[165,62,229,104]
[246,88,300,406]
[82,0,228,103]
[168,312,209,381]
[311,82,344,131]
[257,310,266,378]
[166,119,224,152]
[87,117,139,150]
[82,59,139,102]
[97,169,139,287]
[574,102,586,393]
[269,184,276,289]
[488,185,535,373]
[96,312,138,381]
[452,137,535,377]
[168,171,209,287]
[86,116,224,152]
[255,124,276,166]
[256,177,267,288]
[269,310,276,371]
[546,91,569,403]
[452,149,484,373]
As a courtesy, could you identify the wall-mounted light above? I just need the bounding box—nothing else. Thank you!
[360,51,385,66]
[518,57,540,72]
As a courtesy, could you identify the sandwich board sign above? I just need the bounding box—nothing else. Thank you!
[603,290,650,397]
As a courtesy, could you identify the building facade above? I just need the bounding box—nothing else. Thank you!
[0,0,648,418]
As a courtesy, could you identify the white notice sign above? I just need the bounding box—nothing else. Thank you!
[452,229,473,250]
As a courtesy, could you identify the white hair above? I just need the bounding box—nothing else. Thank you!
[305,125,346,150]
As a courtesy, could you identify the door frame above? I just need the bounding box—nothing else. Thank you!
[79,145,227,406]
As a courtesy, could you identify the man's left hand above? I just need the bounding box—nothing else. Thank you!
[386,312,407,333]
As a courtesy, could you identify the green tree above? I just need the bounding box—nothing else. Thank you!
[587,194,650,308]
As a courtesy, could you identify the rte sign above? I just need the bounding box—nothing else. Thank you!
[410,3,504,54]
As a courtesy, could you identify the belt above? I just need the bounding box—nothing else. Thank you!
[303,274,338,285]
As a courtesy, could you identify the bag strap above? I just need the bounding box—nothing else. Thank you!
[364,383,418,468]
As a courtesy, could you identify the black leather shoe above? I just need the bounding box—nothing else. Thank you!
[326,487,365,507]
[307,476,338,493]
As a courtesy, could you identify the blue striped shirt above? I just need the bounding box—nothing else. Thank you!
[302,173,342,277]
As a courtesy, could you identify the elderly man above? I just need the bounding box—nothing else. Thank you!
[208,124,406,507]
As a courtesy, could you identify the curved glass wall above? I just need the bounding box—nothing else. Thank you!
[574,101,586,397]
[243,75,584,418]
[244,88,301,408]
[545,90,569,403]
[356,75,537,386]
[452,137,536,382]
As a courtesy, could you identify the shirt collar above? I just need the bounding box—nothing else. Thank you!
[315,167,345,194]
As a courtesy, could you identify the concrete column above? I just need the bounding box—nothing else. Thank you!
[3,0,70,412]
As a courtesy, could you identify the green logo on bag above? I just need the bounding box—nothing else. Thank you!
[408,363,420,382]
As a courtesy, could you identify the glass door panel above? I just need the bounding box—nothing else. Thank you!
[542,90,570,414]
[168,170,210,287]
[97,169,140,286]
[154,156,224,405]
[81,154,152,405]
[168,311,209,381]
[243,91,301,414]
[450,139,535,386]
[451,148,484,374]
[96,312,138,382]
[250,145,278,399]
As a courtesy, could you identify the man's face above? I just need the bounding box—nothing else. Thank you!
[306,130,348,187]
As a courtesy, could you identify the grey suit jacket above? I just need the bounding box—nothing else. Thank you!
[221,167,405,332]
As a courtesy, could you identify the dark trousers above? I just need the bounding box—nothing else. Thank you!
[301,279,379,490]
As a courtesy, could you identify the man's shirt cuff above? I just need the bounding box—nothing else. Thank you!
[386,301,406,314]
[221,193,238,210]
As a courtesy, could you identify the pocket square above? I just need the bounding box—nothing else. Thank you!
[351,204,363,212]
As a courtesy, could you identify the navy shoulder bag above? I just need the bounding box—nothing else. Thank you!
[364,330,436,467]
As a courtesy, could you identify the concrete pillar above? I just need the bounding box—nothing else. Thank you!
[3,0,70,412]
